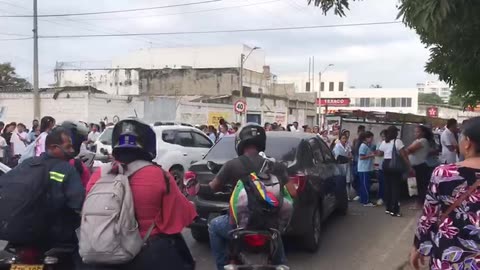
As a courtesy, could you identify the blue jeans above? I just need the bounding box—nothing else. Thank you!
[358,172,372,204]
[351,161,359,193]
[208,214,287,270]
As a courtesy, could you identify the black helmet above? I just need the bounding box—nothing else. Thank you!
[235,123,266,156]
[112,119,156,159]
[59,120,89,156]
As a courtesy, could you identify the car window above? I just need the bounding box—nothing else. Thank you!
[192,132,213,148]
[205,136,300,162]
[308,138,324,163]
[162,130,176,144]
[98,128,113,145]
[319,140,335,163]
[174,131,194,147]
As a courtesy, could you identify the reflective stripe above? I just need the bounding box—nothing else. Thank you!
[49,171,65,182]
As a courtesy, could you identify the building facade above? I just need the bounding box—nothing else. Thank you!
[417,80,452,103]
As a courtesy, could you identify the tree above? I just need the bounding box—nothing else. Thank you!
[448,89,463,107]
[0,63,31,89]
[418,93,444,105]
[308,0,480,107]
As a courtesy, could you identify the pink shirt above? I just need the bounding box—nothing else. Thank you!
[35,132,48,157]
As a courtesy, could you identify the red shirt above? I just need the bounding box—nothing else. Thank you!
[87,165,197,237]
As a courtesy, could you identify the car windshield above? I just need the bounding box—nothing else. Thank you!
[98,128,113,145]
[205,136,299,162]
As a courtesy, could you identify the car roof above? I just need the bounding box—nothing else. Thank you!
[223,131,315,140]
[152,125,198,132]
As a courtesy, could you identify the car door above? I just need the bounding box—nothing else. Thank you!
[312,137,337,215]
[172,130,198,168]
[319,140,346,212]
[190,131,214,162]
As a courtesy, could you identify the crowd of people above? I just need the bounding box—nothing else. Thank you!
[0,113,478,269]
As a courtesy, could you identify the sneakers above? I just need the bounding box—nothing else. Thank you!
[390,212,402,217]
[363,203,375,207]
[385,210,392,215]
[353,196,360,201]
[376,199,384,206]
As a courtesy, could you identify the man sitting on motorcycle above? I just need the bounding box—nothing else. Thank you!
[203,123,296,270]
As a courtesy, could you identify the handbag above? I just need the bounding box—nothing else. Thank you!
[387,139,407,173]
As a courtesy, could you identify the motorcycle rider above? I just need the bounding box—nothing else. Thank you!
[85,119,197,269]
[59,120,93,187]
[204,123,296,270]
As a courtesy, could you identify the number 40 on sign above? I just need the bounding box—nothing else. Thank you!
[234,100,247,114]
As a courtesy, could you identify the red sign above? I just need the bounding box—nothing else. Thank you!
[316,98,351,107]
[234,99,247,114]
[427,106,439,117]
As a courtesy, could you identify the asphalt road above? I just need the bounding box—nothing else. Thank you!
[184,200,423,270]
[0,200,423,270]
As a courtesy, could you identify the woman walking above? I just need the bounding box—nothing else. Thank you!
[407,125,434,207]
[377,126,411,217]
[410,116,480,270]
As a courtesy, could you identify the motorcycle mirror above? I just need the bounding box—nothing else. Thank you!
[207,161,221,174]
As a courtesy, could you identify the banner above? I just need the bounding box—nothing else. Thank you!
[208,112,230,126]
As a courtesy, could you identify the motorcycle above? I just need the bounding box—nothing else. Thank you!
[224,228,289,270]
[0,244,76,270]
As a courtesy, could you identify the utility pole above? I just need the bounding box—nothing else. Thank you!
[33,0,40,120]
[312,56,315,95]
[308,57,311,91]
[239,53,245,124]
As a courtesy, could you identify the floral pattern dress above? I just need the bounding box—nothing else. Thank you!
[414,164,480,270]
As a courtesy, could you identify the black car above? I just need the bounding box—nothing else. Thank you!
[187,132,349,252]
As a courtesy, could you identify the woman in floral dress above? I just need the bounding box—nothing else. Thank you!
[410,116,480,270]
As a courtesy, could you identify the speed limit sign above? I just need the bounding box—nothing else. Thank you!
[234,99,247,114]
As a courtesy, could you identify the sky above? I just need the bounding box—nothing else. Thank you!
[0,0,437,88]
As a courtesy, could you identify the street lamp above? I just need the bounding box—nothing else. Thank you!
[318,64,334,128]
[239,46,261,124]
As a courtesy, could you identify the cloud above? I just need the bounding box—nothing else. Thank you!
[0,0,436,88]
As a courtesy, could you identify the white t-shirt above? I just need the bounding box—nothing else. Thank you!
[440,129,458,164]
[11,131,28,155]
[88,131,101,143]
[379,139,405,159]
[0,136,7,158]
[35,132,48,156]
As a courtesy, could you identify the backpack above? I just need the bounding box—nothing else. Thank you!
[229,156,294,231]
[0,156,60,243]
[78,160,155,265]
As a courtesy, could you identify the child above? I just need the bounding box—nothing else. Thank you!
[358,131,376,206]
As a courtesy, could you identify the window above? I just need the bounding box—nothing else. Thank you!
[319,139,335,163]
[174,131,194,147]
[162,130,176,144]
[339,82,344,92]
[391,98,397,107]
[375,98,382,107]
[329,82,334,92]
[386,98,392,107]
[401,98,407,107]
[320,82,325,92]
[369,98,375,107]
[407,98,412,107]
[418,88,424,92]
[308,138,324,163]
[381,98,386,107]
[192,132,213,148]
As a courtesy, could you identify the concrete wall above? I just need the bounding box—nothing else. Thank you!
[55,69,141,96]
[0,92,143,125]
[112,44,266,73]
[418,104,480,122]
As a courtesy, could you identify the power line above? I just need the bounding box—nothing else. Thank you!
[38,21,403,39]
[69,0,281,21]
[0,32,29,36]
[0,37,31,41]
[0,0,222,18]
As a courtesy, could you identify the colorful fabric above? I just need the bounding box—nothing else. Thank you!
[414,163,480,270]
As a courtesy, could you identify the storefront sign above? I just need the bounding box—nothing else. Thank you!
[316,98,351,107]
[208,112,230,126]
[427,106,439,117]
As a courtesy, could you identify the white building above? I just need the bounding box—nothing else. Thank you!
[112,44,266,73]
[280,71,349,96]
[344,88,419,114]
[417,80,451,103]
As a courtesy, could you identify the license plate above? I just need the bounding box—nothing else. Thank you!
[10,265,44,270]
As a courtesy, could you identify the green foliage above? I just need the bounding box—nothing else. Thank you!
[448,89,464,107]
[418,93,444,105]
[0,63,31,89]
[308,0,480,106]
